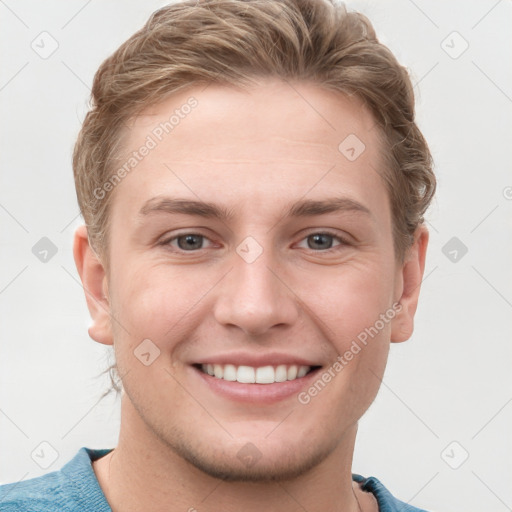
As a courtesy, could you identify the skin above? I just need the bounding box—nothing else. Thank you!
[74,78,428,512]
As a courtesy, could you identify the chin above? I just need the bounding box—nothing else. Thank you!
[163,432,336,483]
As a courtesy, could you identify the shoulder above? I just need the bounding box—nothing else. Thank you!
[0,470,67,512]
[353,473,433,512]
[0,447,113,512]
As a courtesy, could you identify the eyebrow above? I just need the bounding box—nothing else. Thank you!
[138,196,372,221]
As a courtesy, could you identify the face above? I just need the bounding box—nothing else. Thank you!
[77,78,426,482]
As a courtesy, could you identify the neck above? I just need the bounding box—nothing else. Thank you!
[94,395,366,512]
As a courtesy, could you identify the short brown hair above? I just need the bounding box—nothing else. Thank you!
[73,0,435,268]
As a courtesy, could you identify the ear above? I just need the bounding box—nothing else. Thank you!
[73,225,113,345]
[390,225,429,343]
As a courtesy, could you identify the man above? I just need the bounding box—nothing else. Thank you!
[0,0,435,510]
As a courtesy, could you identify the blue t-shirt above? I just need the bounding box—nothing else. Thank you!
[0,447,430,511]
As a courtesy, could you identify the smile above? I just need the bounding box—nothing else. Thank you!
[198,363,317,384]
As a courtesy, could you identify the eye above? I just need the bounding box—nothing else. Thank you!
[163,233,213,251]
[297,232,348,251]
[160,231,349,253]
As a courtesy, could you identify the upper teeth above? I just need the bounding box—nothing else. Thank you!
[200,364,311,384]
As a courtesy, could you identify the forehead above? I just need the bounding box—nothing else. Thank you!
[128,78,378,158]
[110,78,387,220]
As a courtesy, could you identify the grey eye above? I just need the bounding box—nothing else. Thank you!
[307,233,335,250]
[176,234,204,250]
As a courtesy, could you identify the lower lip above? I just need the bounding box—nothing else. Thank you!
[191,366,322,404]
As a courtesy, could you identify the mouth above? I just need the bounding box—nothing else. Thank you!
[195,363,321,384]
[189,353,325,404]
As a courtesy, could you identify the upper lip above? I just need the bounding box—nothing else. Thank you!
[192,352,323,368]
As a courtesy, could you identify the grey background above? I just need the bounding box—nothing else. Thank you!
[1,1,511,511]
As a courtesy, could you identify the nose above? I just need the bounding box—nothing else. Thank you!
[213,244,300,337]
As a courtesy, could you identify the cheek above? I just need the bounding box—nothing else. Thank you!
[301,260,394,402]
[304,262,394,338]
[108,266,167,352]
[109,264,213,360]
[112,259,169,315]
[108,271,191,409]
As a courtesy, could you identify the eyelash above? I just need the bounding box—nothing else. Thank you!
[159,230,351,253]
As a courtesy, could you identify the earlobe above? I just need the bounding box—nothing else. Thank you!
[390,225,429,343]
[73,225,113,346]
